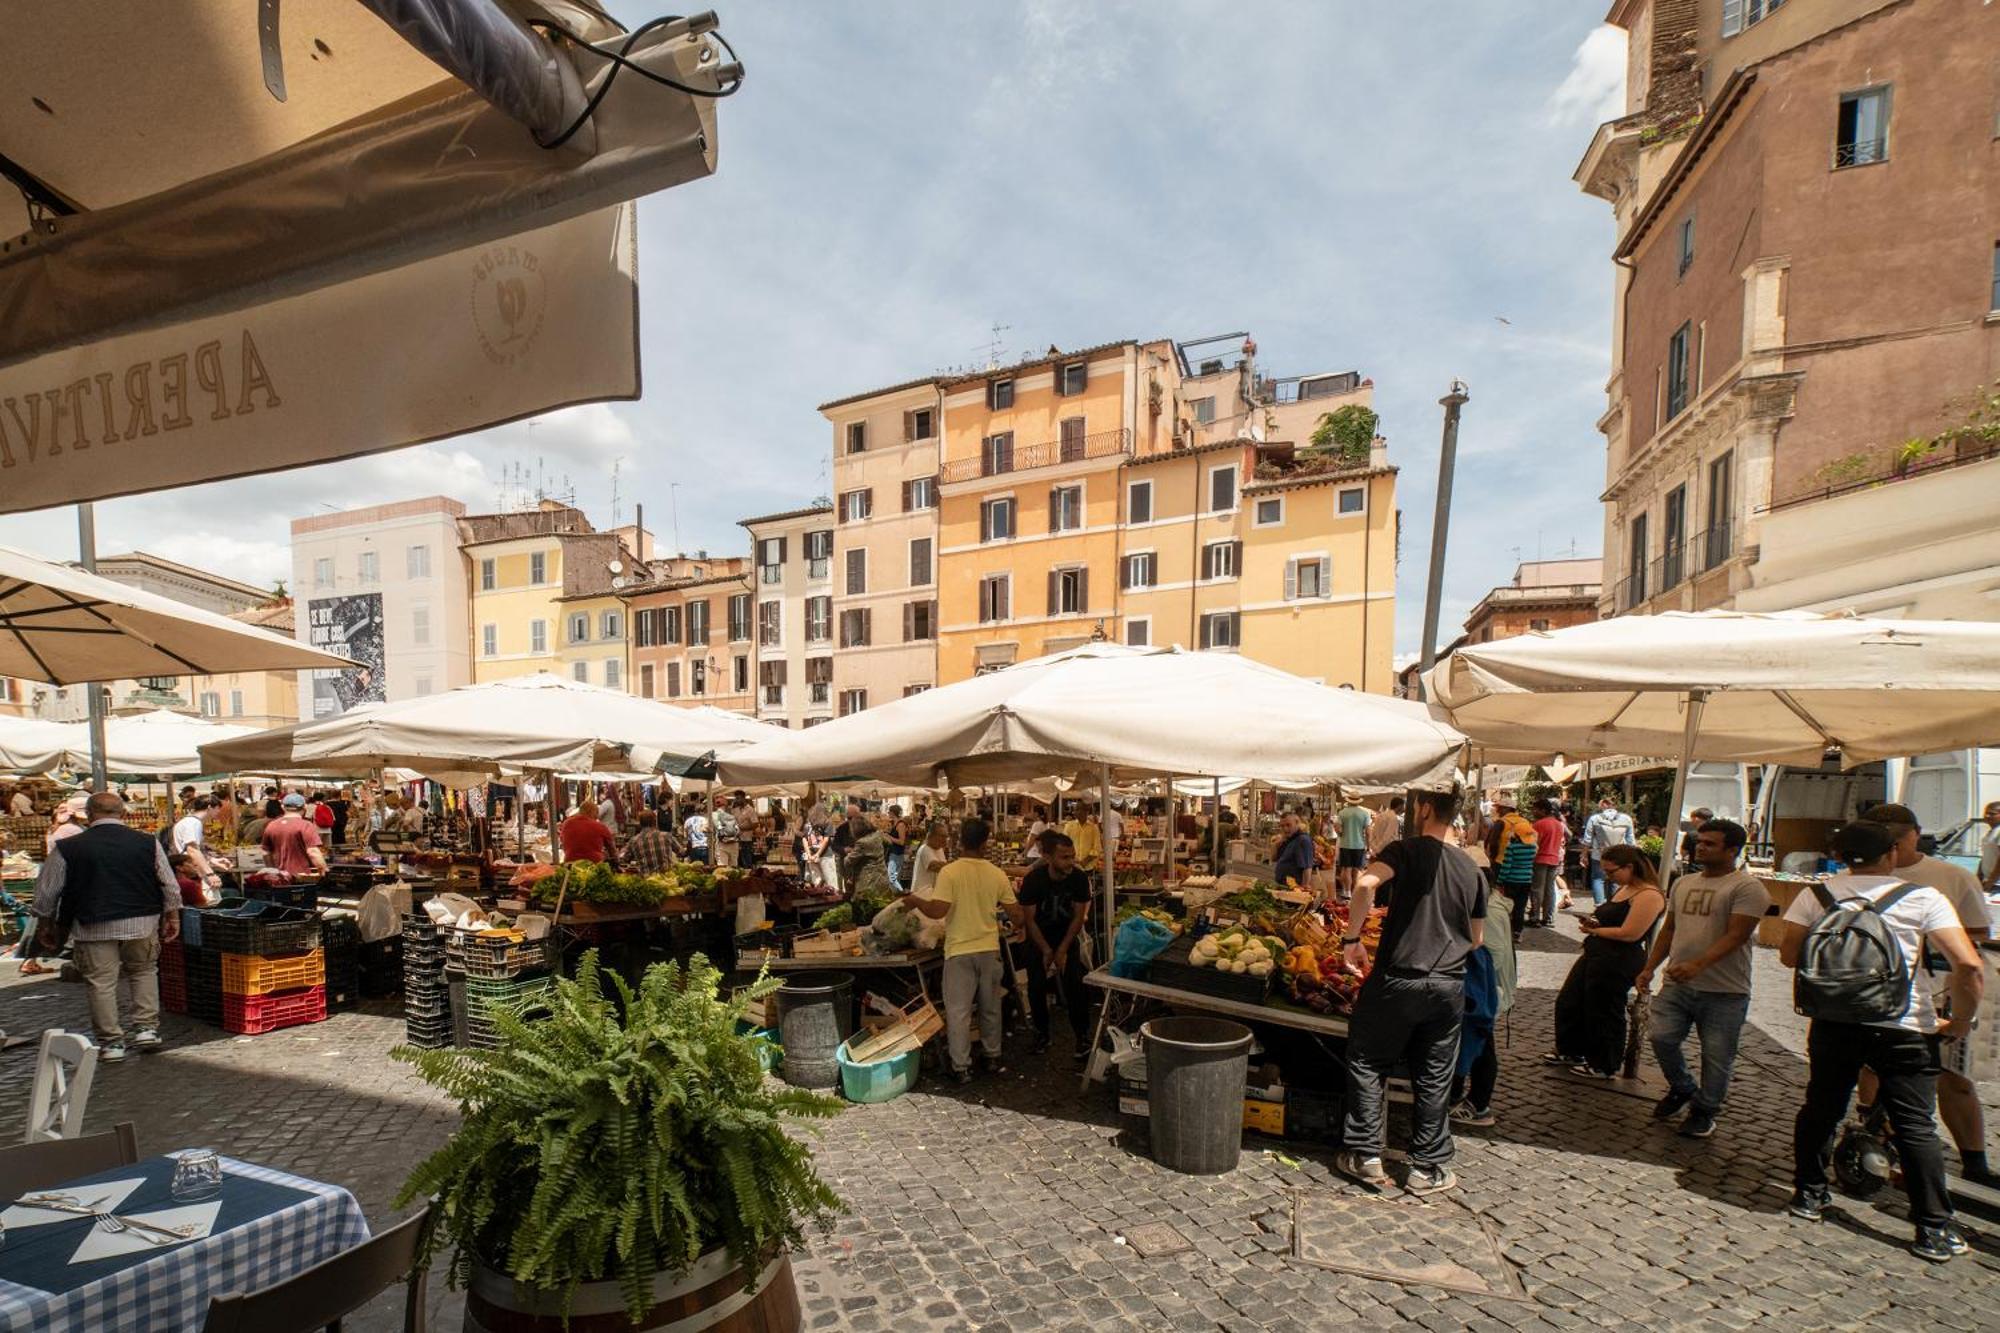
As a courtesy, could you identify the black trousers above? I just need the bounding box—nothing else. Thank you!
[1795,1021,1952,1231]
[1503,882,1532,938]
[1025,945,1091,1040]
[1342,973,1463,1169]
[1554,944,1641,1075]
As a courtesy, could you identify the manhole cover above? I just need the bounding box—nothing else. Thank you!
[1293,1189,1524,1300]
[1122,1222,1192,1258]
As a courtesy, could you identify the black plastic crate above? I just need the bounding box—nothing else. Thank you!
[198,902,321,956]
[242,879,319,911]
[1144,935,1274,1006]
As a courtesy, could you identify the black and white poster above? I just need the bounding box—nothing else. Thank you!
[307,593,387,716]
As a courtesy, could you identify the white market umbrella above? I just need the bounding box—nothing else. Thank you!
[231,673,774,779]
[0,714,71,773]
[0,4,737,513]
[0,545,350,683]
[716,643,1467,934]
[84,709,259,777]
[715,643,1466,791]
[1426,610,2000,882]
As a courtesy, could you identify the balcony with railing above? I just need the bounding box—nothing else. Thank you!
[1614,568,1649,614]
[1694,519,1737,573]
[1651,541,1686,596]
[940,427,1131,484]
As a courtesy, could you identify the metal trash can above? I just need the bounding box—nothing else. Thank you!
[771,972,855,1089]
[1140,1015,1253,1175]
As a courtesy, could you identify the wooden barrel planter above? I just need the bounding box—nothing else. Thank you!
[463,1246,800,1332]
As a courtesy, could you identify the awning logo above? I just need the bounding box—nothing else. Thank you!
[471,245,547,366]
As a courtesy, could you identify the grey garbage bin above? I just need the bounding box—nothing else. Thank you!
[1140,1015,1253,1175]
[771,972,854,1089]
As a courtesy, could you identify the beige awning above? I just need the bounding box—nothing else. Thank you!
[715,643,1467,790]
[0,2,735,511]
[0,543,351,684]
[1426,611,2000,766]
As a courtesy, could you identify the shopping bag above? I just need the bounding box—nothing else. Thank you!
[1109,917,1175,978]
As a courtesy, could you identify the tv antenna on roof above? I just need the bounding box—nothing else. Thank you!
[977,322,1010,370]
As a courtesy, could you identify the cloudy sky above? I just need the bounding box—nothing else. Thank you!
[0,2,1627,659]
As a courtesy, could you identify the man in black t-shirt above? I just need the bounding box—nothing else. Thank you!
[1336,785,1486,1197]
[1017,832,1094,1060]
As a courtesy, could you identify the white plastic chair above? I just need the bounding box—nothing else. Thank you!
[25,1030,98,1143]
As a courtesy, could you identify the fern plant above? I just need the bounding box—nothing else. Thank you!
[393,950,843,1324]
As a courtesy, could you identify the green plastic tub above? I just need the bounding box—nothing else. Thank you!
[736,1021,783,1075]
[836,1036,920,1104]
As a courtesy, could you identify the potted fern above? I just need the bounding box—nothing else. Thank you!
[394,951,843,1330]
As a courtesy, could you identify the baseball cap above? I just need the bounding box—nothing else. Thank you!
[1861,802,1919,831]
[283,793,305,808]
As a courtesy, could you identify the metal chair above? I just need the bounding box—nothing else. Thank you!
[201,1203,433,1333]
[0,1121,139,1198]
[25,1030,98,1142]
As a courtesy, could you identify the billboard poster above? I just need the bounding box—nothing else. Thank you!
[307,594,387,717]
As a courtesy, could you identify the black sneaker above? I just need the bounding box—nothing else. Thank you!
[950,1067,973,1086]
[1786,1187,1829,1221]
[1911,1226,1968,1263]
[1029,1032,1050,1054]
[1652,1089,1694,1121]
[1542,1051,1583,1067]
[1679,1110,1718,1139]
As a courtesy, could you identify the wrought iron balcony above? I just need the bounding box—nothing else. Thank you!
[939,427,1131,484]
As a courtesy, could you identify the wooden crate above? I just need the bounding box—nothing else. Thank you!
[845,995,943,1063]
[792,927,863,959]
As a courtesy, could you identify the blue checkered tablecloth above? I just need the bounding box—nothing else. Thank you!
[0,1155,372,1332]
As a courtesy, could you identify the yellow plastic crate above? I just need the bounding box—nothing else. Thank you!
[1243,1097,1286,1136]
[221,948,325,997]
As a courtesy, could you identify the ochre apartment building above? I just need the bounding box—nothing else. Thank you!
[935,340,1181,681]
[823,379,944,714]
[625,556,756,713]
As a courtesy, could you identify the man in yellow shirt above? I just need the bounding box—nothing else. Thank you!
[1062,810,1104,871]
[898,818,1027,1084]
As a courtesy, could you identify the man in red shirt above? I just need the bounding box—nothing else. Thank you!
[559,805,620,867]
[261,794,329,876]
[1528,798,1567,929]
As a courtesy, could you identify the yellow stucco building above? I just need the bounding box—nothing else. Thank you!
[462,503,639,687]
[935,340,1182,681]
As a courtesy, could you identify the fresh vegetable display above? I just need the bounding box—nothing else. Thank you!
[524,860,710,909]
[1278,905,1386,1013]
[1113,904,1183,934]
[1217,883,1282,918]
[1188,926,1284,977]
[814,904,855,931]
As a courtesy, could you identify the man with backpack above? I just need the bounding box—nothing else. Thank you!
[1780,821,1984,1262]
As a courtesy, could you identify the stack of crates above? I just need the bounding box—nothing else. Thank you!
[359,935,404,998]
[175,907,228,1027]
[202,901,325,1035]
[402,914,450,1048]
[319,915,361,1013]
[460,929,552,1051]
[159,937,187,1013]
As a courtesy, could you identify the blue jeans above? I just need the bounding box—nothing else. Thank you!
[1588,857,1608,905]
[1649,984,1750,1114]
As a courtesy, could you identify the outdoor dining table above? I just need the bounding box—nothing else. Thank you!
[0,1153,370,1332]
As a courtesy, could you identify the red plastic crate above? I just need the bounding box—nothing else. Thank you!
[158,940,187,1013]
[221,984,326,1034]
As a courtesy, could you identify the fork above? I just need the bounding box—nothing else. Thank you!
[92,1212,198,1243]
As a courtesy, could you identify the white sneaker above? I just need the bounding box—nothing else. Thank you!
[99,1042,128,1063]
[130,1029,162,1049]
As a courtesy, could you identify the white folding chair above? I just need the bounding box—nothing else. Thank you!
[25,1030,98,1143]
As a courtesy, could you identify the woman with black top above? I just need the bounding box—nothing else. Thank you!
[1547,843,1665,1078]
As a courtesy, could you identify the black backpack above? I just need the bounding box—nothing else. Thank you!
[1793,882,1920,1025]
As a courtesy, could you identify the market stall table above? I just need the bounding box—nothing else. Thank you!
[0,1154,370,1333]
[1080,966,1350,1093]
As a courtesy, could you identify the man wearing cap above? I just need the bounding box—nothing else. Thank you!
[261,793,329,877]
[1858,803,1994,1184]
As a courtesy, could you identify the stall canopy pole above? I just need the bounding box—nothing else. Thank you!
[1661,690,1708,894]
[1211,777,1222,869]
[77,502,108,792]
[1098,764,1115,953]
[1160,772,1176,889]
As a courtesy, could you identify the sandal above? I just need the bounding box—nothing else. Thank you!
[18,960,51,976]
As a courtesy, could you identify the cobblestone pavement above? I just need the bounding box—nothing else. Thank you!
[3,912,1996,1332]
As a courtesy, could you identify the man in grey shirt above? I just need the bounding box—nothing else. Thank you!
[33,793,183,1062]
[1636,818,1770,1139]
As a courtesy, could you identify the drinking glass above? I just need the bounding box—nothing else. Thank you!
[169,1149,224,1202]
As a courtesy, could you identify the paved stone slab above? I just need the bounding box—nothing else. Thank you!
[1295,1189,1525,1301]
